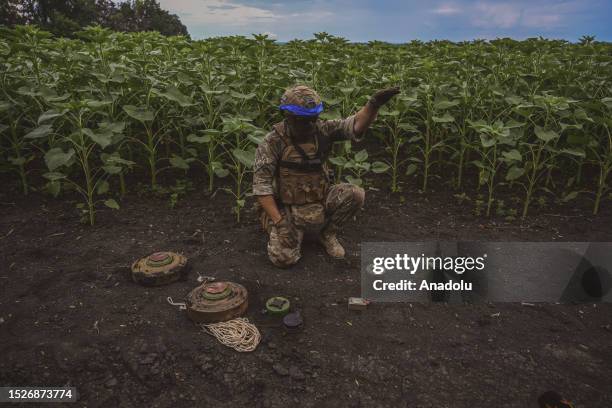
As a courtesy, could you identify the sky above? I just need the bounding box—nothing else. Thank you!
[157,0,612,42]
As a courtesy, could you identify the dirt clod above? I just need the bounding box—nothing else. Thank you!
[272,363,289,376]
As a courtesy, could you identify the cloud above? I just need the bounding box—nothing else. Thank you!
[157,0,611,42]
[471,2,522,29]
[522,12,562,29]
[262,31,277,40]
[433,3,462,15]
[158,0,279,26]
[465,1,588,30]
[288,10,334,19]
[158,0,336,38]
[431,1,567,30]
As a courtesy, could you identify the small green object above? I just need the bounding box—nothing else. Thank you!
[266,297,290,316]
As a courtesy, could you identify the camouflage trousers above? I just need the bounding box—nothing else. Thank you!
[260,183,365,268]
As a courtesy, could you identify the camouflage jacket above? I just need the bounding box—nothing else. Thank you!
[252,115,357,197]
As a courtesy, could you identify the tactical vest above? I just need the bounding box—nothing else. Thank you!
[274,121,330,206]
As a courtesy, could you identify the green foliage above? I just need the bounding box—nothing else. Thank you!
[0,28,610,225]
[330,148,389,187]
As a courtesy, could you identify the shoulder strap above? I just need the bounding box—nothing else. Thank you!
[316,121,331,159]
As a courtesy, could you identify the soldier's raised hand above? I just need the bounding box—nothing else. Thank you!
[368,86,401,109]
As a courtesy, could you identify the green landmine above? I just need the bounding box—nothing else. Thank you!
[131,251,188,286]
[186,281,249,323]
[265,297,291,316]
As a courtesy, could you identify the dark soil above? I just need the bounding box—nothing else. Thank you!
[1,175,612,408]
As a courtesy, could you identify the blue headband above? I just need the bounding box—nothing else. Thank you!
[279,103,324,117]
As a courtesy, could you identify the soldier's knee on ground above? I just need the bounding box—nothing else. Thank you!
[352,185,365,208]
[335,184,365,207]
[267,244,300,268]
[266,220,302,268]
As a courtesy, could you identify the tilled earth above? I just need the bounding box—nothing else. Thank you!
[1,178,612,408]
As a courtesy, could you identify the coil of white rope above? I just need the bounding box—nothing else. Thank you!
[201,318,261,352]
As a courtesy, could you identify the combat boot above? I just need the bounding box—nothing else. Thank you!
[319,226,345,259]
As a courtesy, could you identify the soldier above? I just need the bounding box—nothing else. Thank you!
[253,85,399,268]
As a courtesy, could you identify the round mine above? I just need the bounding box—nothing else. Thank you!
[131,251,188,286]
[186,281,248,323]
[265,296,290,316]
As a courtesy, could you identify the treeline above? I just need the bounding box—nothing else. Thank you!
[0,0,188,37]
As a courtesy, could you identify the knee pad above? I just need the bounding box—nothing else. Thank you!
[268,252,300,268]
[352,186,365,208]
[267,244,300,268]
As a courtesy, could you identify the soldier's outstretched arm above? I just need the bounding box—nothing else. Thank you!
[353,86,400,136]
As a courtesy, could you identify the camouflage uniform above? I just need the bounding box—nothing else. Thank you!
[253,115,365,268]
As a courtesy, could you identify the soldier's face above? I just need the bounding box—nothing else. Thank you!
[286,114,317,139]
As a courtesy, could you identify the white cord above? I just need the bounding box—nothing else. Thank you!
[167,296,187,310]
[201,318,261,352]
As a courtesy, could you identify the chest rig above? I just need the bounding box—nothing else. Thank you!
[273,121,330,206]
